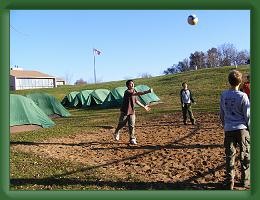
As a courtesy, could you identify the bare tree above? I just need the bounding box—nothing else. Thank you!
[236,50,250,65]
[178,58,190,72]
[218,43,237,66]
[74,78,87,85]
[140,73,152,78]
[206,47,221,67]
[163,42,249,74]
[189,51,206,69]
[64,72,73,85]
[163,64,180,75]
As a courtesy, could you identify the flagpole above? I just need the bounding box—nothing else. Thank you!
[93,48,101,84]
[93,50,96,84]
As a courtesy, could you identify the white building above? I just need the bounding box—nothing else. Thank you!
[56,77,66,86]
[10,67,57,90]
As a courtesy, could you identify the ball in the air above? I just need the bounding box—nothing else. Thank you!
[187,14,198,25]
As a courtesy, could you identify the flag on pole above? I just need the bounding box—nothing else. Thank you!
[93,48,101,55]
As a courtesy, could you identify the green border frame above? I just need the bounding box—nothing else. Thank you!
[0,0,258,199]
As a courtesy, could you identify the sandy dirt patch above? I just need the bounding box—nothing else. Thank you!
[11,112,248,190]
[10,125,43,134]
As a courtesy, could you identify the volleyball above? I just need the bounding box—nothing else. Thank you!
[187,14,198,25]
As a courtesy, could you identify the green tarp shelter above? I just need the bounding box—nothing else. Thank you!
[10,94,55,128]
[102,86,127,108]
[73,89,93,108]
[86,89,110,107]
[135,85,160,105]
[26,93,71,117]
[61,91,80,107]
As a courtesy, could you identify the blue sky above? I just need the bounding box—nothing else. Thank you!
[10,10,250,84]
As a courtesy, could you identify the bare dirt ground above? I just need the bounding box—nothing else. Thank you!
[10,125,42,133]
[10,115,60,134]
[11,112,249,190]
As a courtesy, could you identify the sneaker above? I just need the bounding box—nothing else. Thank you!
[113,132,120,141]
[130,138,137,145]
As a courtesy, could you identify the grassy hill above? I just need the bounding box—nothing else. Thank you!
[12,65,250,112]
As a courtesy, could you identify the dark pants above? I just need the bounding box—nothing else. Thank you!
[182,103,195,124]
[224,129,250,185]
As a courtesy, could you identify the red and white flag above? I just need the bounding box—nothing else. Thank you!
[93,48,101,55]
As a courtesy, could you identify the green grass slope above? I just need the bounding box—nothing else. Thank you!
[12,65,250,112]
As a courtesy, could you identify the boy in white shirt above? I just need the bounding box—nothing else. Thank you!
[220,70,250,190]
[180,82,196,125]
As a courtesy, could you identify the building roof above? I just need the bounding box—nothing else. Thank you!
[56,77,65,82]
[10,70,56,79]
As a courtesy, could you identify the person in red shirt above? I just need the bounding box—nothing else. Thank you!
[241,75,250,99]
[113,80,152,145]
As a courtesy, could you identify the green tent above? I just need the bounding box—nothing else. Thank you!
[61,91,80,107]
[10,94,55,128]
[135,85,160,105]
[86,89,110,107]
[26,93,71,117]
[73,89,93,108]
[102,86,127,108]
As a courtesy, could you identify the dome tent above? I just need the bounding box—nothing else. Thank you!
[134,85,160,105]
[73,89,93,108]
[86,89,110,107]
[61,91,80,107]
[26,92,71,117]
[102,86,127,108]
[10,94,55,128]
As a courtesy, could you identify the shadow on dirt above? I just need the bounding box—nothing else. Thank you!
[10,177,226,190]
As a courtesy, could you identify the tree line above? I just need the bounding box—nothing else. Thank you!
[164,43,250,75]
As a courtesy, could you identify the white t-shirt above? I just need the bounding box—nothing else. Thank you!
[181,89,191,104]
[220,89,250,132]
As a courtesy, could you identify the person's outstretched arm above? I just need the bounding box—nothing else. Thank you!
[136,100,151,112]
[133,88,153,96]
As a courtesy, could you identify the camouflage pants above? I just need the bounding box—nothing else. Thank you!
[182,103,195,124]
[224,129,250,184]
[114,112,136,140]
